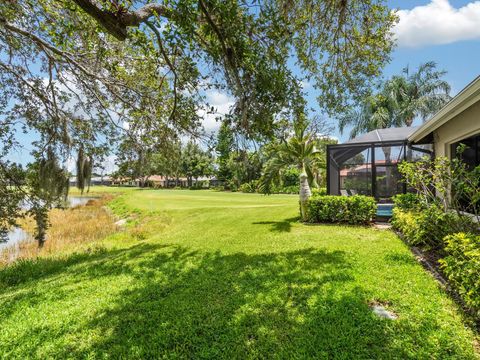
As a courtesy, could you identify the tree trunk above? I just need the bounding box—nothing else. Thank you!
[299,170,312,221]
[34,208,47,248]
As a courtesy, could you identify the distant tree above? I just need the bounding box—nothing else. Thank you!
[227,150,264,189]
[151,141,182,186]
[114,136,156,187]
[181,142,214,187]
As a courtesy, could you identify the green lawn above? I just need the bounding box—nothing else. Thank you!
[0,188,478,359]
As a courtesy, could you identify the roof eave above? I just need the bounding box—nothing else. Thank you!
[409,75,480,143]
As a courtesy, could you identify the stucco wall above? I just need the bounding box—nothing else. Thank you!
[433,100,480,158]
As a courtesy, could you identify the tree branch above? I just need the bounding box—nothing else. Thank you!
[71,0,172,41]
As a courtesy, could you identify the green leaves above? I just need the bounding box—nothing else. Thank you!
[305,195,377,224]
[440,233,480,315]
[339,61,451,138]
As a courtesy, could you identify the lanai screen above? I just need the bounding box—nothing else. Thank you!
[327,127,432,202]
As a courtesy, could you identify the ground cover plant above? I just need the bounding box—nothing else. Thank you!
[0,188,478,358]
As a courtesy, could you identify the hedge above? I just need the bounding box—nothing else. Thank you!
[440,233,480,315]
[391,204,479,249]
[305,195,376,224]
[390,206,455,248]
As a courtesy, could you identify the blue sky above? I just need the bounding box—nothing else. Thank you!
[7,0,480,167]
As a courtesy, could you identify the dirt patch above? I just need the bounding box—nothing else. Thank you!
[368,299,398,320]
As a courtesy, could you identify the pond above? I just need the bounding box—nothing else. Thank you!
[0,196,99,252]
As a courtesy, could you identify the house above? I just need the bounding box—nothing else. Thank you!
[69,175,112,187]
[146,175,219,188]
[327,75,480,201]
[408,75,480,169]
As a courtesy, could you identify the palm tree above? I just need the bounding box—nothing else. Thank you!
[339,92,401,139]
[259,118,322,221]
[340,62,451,137]
[388,61,451,126]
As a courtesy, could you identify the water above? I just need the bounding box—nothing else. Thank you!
[66,196,97,207]
[0,196,98,253]
[0,227,32,250]
[377,203,394,218]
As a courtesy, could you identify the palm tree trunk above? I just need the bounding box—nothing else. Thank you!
[299,170,312,221]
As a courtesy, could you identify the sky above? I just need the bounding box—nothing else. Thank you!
[7,0,480,168]
[317,0,480,141]
[200,0,480,142]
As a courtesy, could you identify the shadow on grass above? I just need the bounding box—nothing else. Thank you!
[0,243,475,358]
[252,217,299,233]
[384,252,418,266]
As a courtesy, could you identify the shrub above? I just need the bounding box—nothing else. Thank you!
[391,206,478,249]
[305,195,376,225]
[392,193,424,211]
[398,155,480,222]
[311,187,327,197]
[440,233,480,314]
[282,167,300,187]
[189,181,209,190]
[239,180,258,193]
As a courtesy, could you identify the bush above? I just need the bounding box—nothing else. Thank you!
[305,195,376,225]
[392,193,424,211]
[440,233,480,314]
[391,206,478,249]
[239,180,258,193]
[311,187,327,197]
[282,167,300,187]
[189,181,209,190]
[391,206,453,248]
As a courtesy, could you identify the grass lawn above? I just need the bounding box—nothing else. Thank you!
[0,188,478,359]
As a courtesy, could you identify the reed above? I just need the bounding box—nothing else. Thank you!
[0,196,117,265]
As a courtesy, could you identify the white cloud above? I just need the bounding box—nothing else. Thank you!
[394,0,480,47]
[300,80,311,90]
[197,90,234,134]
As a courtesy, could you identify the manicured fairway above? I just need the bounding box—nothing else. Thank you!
[0,188,478,359]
